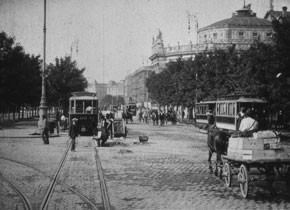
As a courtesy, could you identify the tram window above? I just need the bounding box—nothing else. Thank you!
[76,101,83,113]
[70,101,75,113]
[217,103,226,115]
[228,103,235,116]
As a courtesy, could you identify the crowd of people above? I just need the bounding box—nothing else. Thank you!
[134,108,178,126]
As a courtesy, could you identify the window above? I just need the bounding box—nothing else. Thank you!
[238,31,244,38]
[266,32,272,37]
[213,33,217,39]
[217,103,226,115]
[252,32,258,37]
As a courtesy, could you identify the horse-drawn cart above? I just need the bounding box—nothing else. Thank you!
[113,118,127,138]
[222,155,290,198]
[221,132,290,198]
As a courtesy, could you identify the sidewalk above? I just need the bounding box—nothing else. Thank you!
[0,119,64,138]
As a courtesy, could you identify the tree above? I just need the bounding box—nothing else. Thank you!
[46,56,87,114]
[270,15,290,120]
[0,31,42,115]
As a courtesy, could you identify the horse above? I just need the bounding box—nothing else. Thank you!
[207,125,230,178]
[122,111,133,124]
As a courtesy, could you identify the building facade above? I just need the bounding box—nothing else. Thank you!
[124,66,153,107]
[95,81,107,100]
[149,5,274,73]
[106,80,125,97]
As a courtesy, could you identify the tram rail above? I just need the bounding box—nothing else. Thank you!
[0,155,99,210]
[39,139,71,210]
[94,143,112,210]
[0,172,32,210]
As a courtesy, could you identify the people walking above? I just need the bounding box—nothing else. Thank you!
[151,111,157,125]
[159,111,165,126]
[69,118,79,152]
[42,115,49,144]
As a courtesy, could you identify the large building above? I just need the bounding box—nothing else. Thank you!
[95,81,107,100]
[107,80,125,97]
[87,80,125,101]
[124,66,153,107]
[149,4,275,73]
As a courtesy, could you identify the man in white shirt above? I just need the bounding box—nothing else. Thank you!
[239,109,258,133]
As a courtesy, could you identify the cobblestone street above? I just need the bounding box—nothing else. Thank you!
[0,119,290,210]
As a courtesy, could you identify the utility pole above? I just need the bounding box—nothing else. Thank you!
[37,0,48,131]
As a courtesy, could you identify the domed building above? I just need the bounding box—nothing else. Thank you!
[149,4,274,73]
[198,4,273,51]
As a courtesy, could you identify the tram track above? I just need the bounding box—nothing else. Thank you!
[39,139,71,210]
[0,138,100,210]
[94,144,112,210]
[0,171,32,210]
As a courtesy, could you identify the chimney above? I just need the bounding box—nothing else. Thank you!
[282,6,287,18]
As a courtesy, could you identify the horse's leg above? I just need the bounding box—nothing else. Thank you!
[216,153,223,179]
[208,150,213,174]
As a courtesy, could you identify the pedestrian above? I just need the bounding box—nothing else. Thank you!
[55,108,61,135]
[151,111,156,125]
[143,110,148,124]
[42,115,49,144]
[182,110,185,122]
[91,118,98,138]
[61,114,66,131]
[69,118,79,152]
[159,111,165,126]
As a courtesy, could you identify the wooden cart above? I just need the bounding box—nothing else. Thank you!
[221,155,290,198]
[113,118,127,138]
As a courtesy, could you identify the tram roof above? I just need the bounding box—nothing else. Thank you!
[198,97,266,104]
[69,92,98,100]
[69,95,98,100]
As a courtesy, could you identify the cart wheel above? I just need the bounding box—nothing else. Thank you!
[238,164,249,198]
[223,162,232,187]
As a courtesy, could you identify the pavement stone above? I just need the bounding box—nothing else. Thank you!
[1,119,290,210]
[97,121,290,210]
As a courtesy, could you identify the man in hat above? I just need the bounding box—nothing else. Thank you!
[69,118,79,151]
[239,108,258,136]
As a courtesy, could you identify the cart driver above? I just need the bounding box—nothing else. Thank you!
[239,108,259,136]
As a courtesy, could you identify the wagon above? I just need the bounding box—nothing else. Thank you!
[221,154,290,198]
[113,118,128,138]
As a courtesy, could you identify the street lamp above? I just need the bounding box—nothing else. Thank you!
[37,0,48,131]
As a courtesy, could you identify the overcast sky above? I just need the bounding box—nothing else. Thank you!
[1,0,289,83]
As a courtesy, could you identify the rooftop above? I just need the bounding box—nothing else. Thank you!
[199,5,271,32]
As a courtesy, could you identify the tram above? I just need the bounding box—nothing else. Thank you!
[196,94,268,131]
[69,92,98,136]
[126,103,137,116]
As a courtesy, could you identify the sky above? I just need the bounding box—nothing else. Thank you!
[1,0,290,83]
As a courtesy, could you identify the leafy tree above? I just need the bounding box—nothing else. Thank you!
[46,56,87,114]
[270,15,290,119]
[0,31,41,115]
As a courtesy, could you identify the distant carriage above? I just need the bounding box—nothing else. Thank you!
[69,92,98,136]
